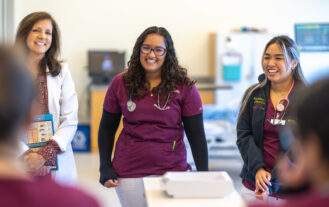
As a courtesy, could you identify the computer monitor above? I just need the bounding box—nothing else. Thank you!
[295,23,329,52]
[88,50,125,84]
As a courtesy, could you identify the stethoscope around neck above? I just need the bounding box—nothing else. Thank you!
[267,80,295,126]
[127,90,176,112]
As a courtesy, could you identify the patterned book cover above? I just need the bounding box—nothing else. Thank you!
[23,114,58,171]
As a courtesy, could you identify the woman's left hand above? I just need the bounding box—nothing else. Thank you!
[24,152,46,172]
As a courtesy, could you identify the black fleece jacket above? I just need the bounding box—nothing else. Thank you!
[236,74,304,194]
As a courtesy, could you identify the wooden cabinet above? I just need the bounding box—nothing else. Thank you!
[199,91,215,105]
[197,83,231,105]
[90,86,122,153]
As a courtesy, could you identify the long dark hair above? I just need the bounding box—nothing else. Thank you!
[238,35,306,120]
[15,11,62,76]
[123,26,195,100]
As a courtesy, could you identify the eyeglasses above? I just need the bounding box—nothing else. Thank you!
[140,45,167,56]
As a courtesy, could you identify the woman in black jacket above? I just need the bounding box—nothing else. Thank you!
[236,35,305,203]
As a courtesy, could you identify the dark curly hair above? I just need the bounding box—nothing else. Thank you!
[15,11,62,76]
[123,26,195,101]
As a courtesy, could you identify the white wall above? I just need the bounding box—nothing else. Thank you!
[13,0,329,123]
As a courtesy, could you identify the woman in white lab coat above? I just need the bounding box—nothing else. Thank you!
[15,11,78,186]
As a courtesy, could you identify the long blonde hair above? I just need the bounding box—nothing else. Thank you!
[238,35,305,120]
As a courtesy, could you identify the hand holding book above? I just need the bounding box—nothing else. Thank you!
[23,114,59,171]
[23,139,61,174]
[24,152,51,176]
[24,152,46,172]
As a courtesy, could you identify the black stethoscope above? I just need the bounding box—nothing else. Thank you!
[268,80,295,126]
[127,90,179,112]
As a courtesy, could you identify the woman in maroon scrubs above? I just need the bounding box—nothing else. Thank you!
[98,26,208,207]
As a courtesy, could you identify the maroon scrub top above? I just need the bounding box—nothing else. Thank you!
[263,98,282,172]
[103,73,203,178]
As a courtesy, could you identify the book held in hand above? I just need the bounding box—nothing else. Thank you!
[23,114,58,171]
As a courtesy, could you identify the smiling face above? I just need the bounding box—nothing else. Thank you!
[140,34,167,76]
[26,19,53,57]
[262,43,296,84]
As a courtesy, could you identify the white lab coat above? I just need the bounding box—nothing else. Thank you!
[19,64,78,186]
[47,63,78,186]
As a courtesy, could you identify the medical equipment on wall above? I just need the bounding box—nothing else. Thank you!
[213,33,277,107]
[88,50,125,84]
[221,37,243,81]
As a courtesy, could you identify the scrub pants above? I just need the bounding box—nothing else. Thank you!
[241,185,284,206]
[115,177,147,207]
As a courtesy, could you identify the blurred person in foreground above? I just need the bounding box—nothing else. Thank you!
[250,77,329,207]
[0,46,98,207]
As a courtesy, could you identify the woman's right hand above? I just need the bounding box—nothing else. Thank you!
[100,164,118,187]
[104,179,119,188]
[255,168,272,192]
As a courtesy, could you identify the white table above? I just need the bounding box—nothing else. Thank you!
[143,177,246,207]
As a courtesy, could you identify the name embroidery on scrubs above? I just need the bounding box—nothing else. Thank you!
[253,97,265,110]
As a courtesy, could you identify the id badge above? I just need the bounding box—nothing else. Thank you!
[270,119,286,125]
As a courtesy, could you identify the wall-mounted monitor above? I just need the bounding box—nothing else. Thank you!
[88,50,125,84]
[295,23,329,52]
